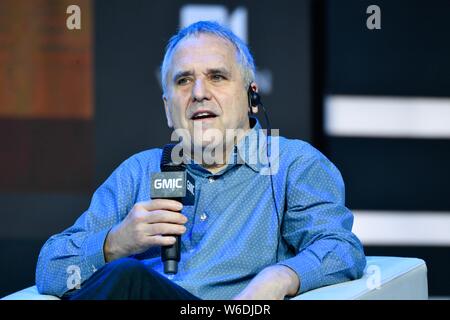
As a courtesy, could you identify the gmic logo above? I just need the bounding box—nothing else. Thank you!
[154,178,183,189]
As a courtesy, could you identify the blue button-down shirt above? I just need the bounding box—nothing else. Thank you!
[36,119,366,299]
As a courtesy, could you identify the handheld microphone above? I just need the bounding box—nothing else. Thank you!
[150,144,195,274]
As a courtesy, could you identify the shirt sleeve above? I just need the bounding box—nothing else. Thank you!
[276,143,366,294]
[35,155,141,297]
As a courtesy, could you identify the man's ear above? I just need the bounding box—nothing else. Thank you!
[250,82,259,93]
[163,95,173,128]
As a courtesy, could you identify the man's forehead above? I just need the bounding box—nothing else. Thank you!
[171,34,237,64]
[165,33,244,86]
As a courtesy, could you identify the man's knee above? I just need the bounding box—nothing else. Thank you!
[66,258,154,299]
[104,257,150,278]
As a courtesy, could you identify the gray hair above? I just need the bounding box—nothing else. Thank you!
[160,21,256,94]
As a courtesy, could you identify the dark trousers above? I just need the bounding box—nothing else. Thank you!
[62,258,201,300]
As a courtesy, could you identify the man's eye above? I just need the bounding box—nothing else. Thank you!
[211,74,226,81]
[177,78,191,85]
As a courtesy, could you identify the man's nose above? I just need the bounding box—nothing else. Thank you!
[192,78,211,102]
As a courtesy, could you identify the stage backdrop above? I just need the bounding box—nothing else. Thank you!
[322,0,450,296]
[0,0,314,297]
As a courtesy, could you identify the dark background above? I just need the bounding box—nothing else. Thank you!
[1,0,449,297]
[322,0,450,296]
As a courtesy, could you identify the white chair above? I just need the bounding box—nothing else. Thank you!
[293,256,428,300]
[1,256,428,300]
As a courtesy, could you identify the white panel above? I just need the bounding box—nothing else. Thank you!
[325,95,450,138]
[180,5,228,28]
[352,210,450,246]
[179,5,248,43]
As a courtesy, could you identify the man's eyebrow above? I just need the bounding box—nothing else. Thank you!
[206,68,231,77]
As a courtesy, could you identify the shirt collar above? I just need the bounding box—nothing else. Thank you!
[233,117,266,173]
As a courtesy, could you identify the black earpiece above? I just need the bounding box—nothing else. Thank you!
[248,85,262,108]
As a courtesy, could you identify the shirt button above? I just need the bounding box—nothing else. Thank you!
[208,177,215,183]
[200,213,208,221]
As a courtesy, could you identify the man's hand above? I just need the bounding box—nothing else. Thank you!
[233,265,300,300]
[103,199,188,262]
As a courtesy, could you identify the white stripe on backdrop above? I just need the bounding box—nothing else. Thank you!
[325,95,450,139]
[352,210,450,246]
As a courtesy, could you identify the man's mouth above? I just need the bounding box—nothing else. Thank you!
[190,110,218,121]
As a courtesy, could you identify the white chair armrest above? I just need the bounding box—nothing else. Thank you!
[1,286,60,300]
[292,256,428,300]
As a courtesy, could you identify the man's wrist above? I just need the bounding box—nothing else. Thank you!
[269,265,300,296]
[103,227,121,262]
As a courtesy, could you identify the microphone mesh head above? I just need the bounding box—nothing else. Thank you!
[160,144,185,172]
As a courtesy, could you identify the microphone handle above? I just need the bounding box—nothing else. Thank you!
[161,196,182,274]
[161,235,181,274]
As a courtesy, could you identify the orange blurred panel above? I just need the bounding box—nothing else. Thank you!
[0,0,93,119]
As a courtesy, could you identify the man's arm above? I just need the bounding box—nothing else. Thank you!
[35,156,139,297]
[235,142,366,299]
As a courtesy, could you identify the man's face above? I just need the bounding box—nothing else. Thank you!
[163,34,251,150]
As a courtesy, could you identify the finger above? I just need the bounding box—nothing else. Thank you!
[135,199,183,212]
[143,223,187,236]
[141,210,188,225]
[145,235,177,247]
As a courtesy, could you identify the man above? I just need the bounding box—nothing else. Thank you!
[36,21,366,300]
